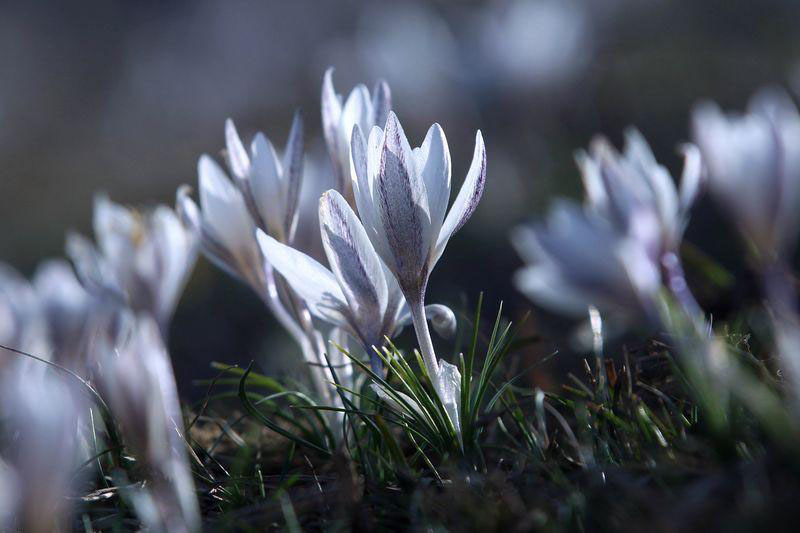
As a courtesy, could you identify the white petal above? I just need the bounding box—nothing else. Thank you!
[371,79,392,127]
[255,230,348,326]
[321,67,343,156]
[198,155,257,256]
[250,133,285,238]
[376,112,432,292]
[434,130,487,264]
[282,111,304,242]
[225,118,250,180]
[415,123,451,241]
[319,190,388,327]
[678,143,703,213]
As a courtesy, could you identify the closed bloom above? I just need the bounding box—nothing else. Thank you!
[67,195,197,333]
[224,114,303,243]
[97,314,200,533]
[512,201,662,322]
[322,68,391,202]
[350,112,485,433]
[257,189,454,372]
[0,264,48,367]
[178,156,267,296]
[692,88,800,265]
[32,259,95,372]
[351,112,486,303]
[578,128,703,255]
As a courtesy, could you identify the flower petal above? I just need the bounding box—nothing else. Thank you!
[415,123,451,240]
[250,133,285,238]
[376,112,431,292]
[225,118,250,180]
[434,130,486,264]
[256,230,348,326]
[319,189,388,329]
[282,110,304,242]
[371,79,392,129]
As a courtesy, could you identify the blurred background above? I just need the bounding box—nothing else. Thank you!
[2,0,800,397]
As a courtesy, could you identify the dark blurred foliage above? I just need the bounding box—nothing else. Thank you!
[2,0,800,397]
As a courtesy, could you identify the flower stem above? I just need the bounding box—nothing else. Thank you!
[408,297,440,380]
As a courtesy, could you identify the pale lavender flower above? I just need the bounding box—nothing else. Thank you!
[179,139,341,408]
[224,113,304,243]
[577,129,705,320]
[97,314,200,533]
[257,189,455,372]
[67,195,198,333]
[322,68,391,202]
[512,201,662,322]
[0,264,48,368]
[350,112,485,377]
[32,259,95,371]
[578,129,703,255]
[1,365,83,532]
[692,88,800,266]
[178,155,267,294]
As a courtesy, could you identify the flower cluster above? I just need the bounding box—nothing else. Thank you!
[0,67,487,529]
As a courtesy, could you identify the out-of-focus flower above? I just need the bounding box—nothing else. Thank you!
[322,68,391,203]
[0,365,83,533]
[178,157,266,296]
[478,0,590,92]
[0,264,48,367]
[692,88,800,265]
[224,114,303,243]
[32,259,95,371]
[67,196,197,333]
[97,314,200,533]
[258,190,454,372]
[578,129,703,255]
[512,201,662,322]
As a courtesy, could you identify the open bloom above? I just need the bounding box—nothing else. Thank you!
[257,189,455,372]
[692,88,800,265]
[97,314,200,533]
[512,201,662,322]
[66,195,197,333]
[578,128,703,255]
[322,68,391,202]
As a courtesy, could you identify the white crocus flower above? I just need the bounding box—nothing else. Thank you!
[350,112,486,432]
[257,189,455,373]
[224,114,303,243]
[512,201,662,323]
[66,196,197,334]
[322,68,391,203]
[180,124,343,408]
[97,315,200,533]
[32,259,95,372]
[692,88,800,266]
[1,364,83,532]
[577,129,705,320]
[0,264,49,370]
[177,156,267,295]
[578,128,703,255]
